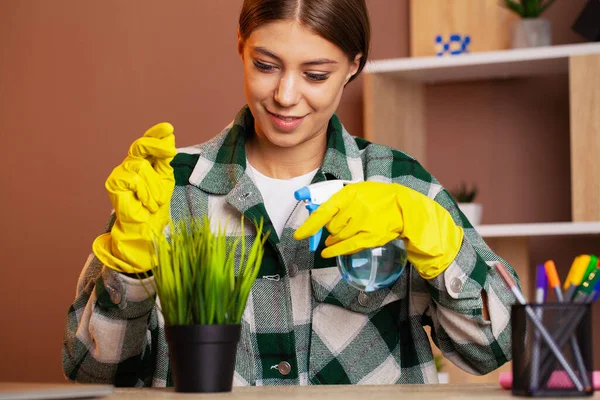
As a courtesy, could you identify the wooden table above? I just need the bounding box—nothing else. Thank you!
[1,383,597,400]
[106,384,597,400]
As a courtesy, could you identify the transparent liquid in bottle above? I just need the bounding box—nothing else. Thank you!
[337,239,408,292]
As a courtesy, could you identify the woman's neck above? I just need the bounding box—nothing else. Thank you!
[246,132,327,180]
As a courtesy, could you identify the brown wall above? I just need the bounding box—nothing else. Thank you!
[1,0,596,384]
[0,0,408,382]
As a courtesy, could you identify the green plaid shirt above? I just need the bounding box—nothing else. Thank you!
[63,106,518,387]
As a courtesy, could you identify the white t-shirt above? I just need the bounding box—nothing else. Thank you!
[246,160,318,238]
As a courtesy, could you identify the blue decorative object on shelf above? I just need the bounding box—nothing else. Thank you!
[435,34,471,56]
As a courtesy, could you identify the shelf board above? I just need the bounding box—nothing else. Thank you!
[364,43,600,83]
[476,221,600,238]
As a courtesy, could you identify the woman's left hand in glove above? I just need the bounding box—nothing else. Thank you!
[294,181,464,280]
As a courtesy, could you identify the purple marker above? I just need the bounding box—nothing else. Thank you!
[536,264,548,303]
[531,265,548,389]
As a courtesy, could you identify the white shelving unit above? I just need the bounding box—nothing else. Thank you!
[365,42,600,83]
[477,221,600,238]
[363,42,600,302]
[363,42,600,226]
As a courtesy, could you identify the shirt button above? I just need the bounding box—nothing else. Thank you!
[358,292,369,306]
[289,263,298,277]
[107,286,122,304]
[450,277,463,293]
[277,361,291,376]
[239,192,252,201]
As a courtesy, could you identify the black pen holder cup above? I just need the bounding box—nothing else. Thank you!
[512,303,594,397]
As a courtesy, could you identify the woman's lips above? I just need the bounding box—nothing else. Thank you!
[268,111,306,131]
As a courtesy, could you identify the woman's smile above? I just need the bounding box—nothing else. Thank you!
[267,110,307,131]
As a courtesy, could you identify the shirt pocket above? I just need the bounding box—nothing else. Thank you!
[310,266,400,315]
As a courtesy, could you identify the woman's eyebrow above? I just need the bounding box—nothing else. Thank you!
[252,46,338,66]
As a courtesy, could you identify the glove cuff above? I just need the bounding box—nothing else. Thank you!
[416,225,464,280]
[92,232,153,274]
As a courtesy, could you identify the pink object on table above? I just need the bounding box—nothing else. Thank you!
[499,371,600,390]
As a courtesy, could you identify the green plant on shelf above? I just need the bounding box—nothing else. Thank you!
[144,216,268,326]
[501,0,557,18]
[450,182,478,204]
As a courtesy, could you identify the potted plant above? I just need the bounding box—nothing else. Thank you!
[451,182,483,226]
[434,355,449,384]
[146,216,268,393]
[501,0,556,48]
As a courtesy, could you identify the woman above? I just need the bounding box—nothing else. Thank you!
[63,0,518,386]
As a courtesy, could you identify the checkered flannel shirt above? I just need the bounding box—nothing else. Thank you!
[63,105,518,387]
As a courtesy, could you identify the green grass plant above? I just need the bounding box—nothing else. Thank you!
[501,0,556,18]
[450,182,478,203]
[146,216,268,326]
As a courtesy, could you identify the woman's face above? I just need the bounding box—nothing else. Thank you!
[239,20,360,149]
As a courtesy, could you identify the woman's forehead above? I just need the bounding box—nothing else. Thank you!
[246,20,347,63]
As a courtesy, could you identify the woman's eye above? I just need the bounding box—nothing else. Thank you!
[253,60,276,72]
[305,72,330,82]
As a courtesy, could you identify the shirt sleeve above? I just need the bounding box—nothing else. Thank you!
[62,214,160,387]
[421,185,520,375]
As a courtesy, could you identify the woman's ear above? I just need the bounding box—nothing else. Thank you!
[237,29,245,59]
[345,53,363,83]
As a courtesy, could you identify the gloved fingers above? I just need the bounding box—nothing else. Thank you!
[152,153,175,177]
[128,160,168,207]
[321,233,371,258]
[324,203,357,237]
[293,200,342,240]
[150,134,176,177]
[106,161,160,213]
[322,232,399,258]
[327,213,369,241]
[326,231,398,250]
[138,123,177,177]
[127,172,160,213]
[108,188,151,223]
[129,136,177,160]
[143,122,174,139]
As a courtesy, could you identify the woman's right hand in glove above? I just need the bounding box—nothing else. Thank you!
[92,123,176,274]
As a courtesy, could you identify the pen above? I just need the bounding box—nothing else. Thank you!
[535,264,548,303]
[575,268,600,302]
[494,262,584,392]
[530,265,547,390]
[563,255,591,302]
[574,255,599,300]
[589,271,600,302]
[544,260,562,301]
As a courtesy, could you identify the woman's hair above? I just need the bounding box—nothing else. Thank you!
[239,0,370,83]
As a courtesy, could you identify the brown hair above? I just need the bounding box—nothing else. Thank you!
[239,0,370,83]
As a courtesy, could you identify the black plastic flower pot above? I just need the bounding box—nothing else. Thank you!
[165,324,241,393]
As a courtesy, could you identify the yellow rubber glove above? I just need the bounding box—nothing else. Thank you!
[293,181,464,280]
[92,123,176,274]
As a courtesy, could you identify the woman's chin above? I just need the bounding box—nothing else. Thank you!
[263,133,304,148]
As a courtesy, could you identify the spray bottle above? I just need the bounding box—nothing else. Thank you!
[294,180,407,292]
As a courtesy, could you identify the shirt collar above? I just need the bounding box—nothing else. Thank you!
[188,105,360,194]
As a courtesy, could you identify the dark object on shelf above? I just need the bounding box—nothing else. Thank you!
[572,0,600,41]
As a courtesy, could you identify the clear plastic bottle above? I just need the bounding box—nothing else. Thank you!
[337,239,407,292]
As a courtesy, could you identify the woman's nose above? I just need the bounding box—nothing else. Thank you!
[274,74,300,107]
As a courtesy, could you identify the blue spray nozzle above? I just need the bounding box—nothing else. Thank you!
[294,187,311,201]
[309,230,322,251]
[294,186,322,251]
[294,181,347,252]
